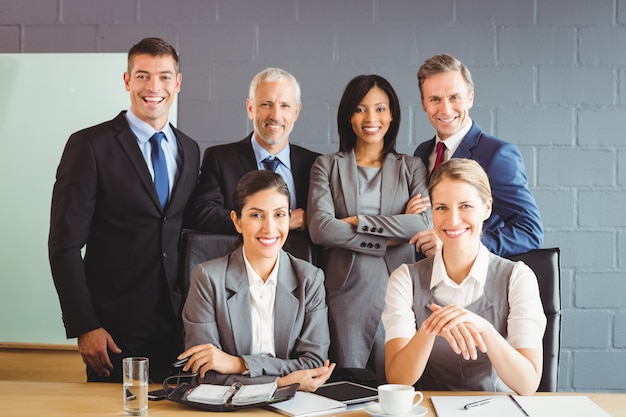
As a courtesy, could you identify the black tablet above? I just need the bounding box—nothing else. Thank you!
[315,381,378,405]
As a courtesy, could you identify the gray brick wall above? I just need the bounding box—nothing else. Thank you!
[1,0,624,392]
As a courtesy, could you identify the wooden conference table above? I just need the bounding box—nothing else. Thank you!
[1,380,624,417]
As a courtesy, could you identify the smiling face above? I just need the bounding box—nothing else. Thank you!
[230,187,290,269]
[350,86,392,149]
[124,53,181,130]
[421,70,474,140]
[431,177,492,254]
[246,80,301,153]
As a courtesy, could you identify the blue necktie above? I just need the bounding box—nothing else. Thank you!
[262,156,280,172]
[149,132,169,208]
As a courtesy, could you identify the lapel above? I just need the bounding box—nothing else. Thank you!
[419,138,436,167]
[452,121,481,159]
[113,113,163,211]
[273,251,299,358]
[336,150,359,216]
[289,146,307,205]
[238,134,260,172]
[166,127,186,212]
[224,247,254,354]
[380,152,402,215]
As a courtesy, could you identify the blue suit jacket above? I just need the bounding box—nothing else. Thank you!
[414,122,543,256]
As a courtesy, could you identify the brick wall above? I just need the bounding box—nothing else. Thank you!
[1,0,624,392]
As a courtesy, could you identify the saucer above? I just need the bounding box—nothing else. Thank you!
[364,403,428,417]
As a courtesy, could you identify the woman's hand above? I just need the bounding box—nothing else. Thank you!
[409,229,441,257]
[277,360,336,392]
[178,344,246,378]
[422,304,489,360]
[405,194,431,214]
[339,216,358,226]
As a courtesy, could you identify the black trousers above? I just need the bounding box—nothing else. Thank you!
[86,291,181,383]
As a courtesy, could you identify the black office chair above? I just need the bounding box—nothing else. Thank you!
[508,247,561,392]
[180,229,318,299]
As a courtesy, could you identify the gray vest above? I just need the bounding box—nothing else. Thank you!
[409,252,515,391]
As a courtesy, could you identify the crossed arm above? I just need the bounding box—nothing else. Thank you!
[385,303,543,396]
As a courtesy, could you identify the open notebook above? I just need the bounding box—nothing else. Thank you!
[185,381,277,406]
[430,395,612,417]
[164,379,298,412]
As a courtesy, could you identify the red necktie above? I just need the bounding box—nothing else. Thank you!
[431,141,446,176]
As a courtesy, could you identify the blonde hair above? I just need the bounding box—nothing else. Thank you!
[429,158,491,202]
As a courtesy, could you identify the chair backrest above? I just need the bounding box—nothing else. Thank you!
[180,229,318,299]
[507,247,561,392]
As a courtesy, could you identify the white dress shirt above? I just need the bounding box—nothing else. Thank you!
[428,118,473,171]
[382,244,546,350]
[242,247,278,357]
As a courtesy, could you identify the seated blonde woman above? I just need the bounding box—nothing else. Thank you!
[180,170,334,392]
[383,158,546,395]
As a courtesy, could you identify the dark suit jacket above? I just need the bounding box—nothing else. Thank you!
[183,246,329,386]
[48,111,200,341]
[414,121,544,256]
[184,134,319,234]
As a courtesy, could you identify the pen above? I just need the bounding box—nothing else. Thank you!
[509,394,530,416]
[463,397,493,410]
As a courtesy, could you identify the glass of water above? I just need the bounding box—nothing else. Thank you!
[123,357,148,416]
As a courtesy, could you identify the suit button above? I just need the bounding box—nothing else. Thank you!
[377,227,383,233]
[362,226,369,232]
[360,242,367,248]
[162,252,168,258]
[375,243,381,249]
[163,217,168,223]
[367,243,373,248]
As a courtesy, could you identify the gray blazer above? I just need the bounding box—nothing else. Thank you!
[182,246,329,385]
[307,150,432,289]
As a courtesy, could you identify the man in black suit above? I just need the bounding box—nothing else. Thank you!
[185,67,319,234]
[48,37,200,382]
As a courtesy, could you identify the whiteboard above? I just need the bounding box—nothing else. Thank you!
[0,53,178,345]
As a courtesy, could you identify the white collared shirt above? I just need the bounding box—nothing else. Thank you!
[428,118,473,172]
[125,108,180,195]
[382,244,546,350]
[429,243,487,308]
[250,134,296,209]
[242,247,278,357]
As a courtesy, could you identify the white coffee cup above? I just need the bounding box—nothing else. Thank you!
[377,384,423,416]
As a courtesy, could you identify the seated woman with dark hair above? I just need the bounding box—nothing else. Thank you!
[179,170,334,391]
[383,158,546,395]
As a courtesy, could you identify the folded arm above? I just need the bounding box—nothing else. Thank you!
[307,156,432,255]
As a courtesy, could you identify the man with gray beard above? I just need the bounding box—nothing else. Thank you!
[185,67,318,234]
